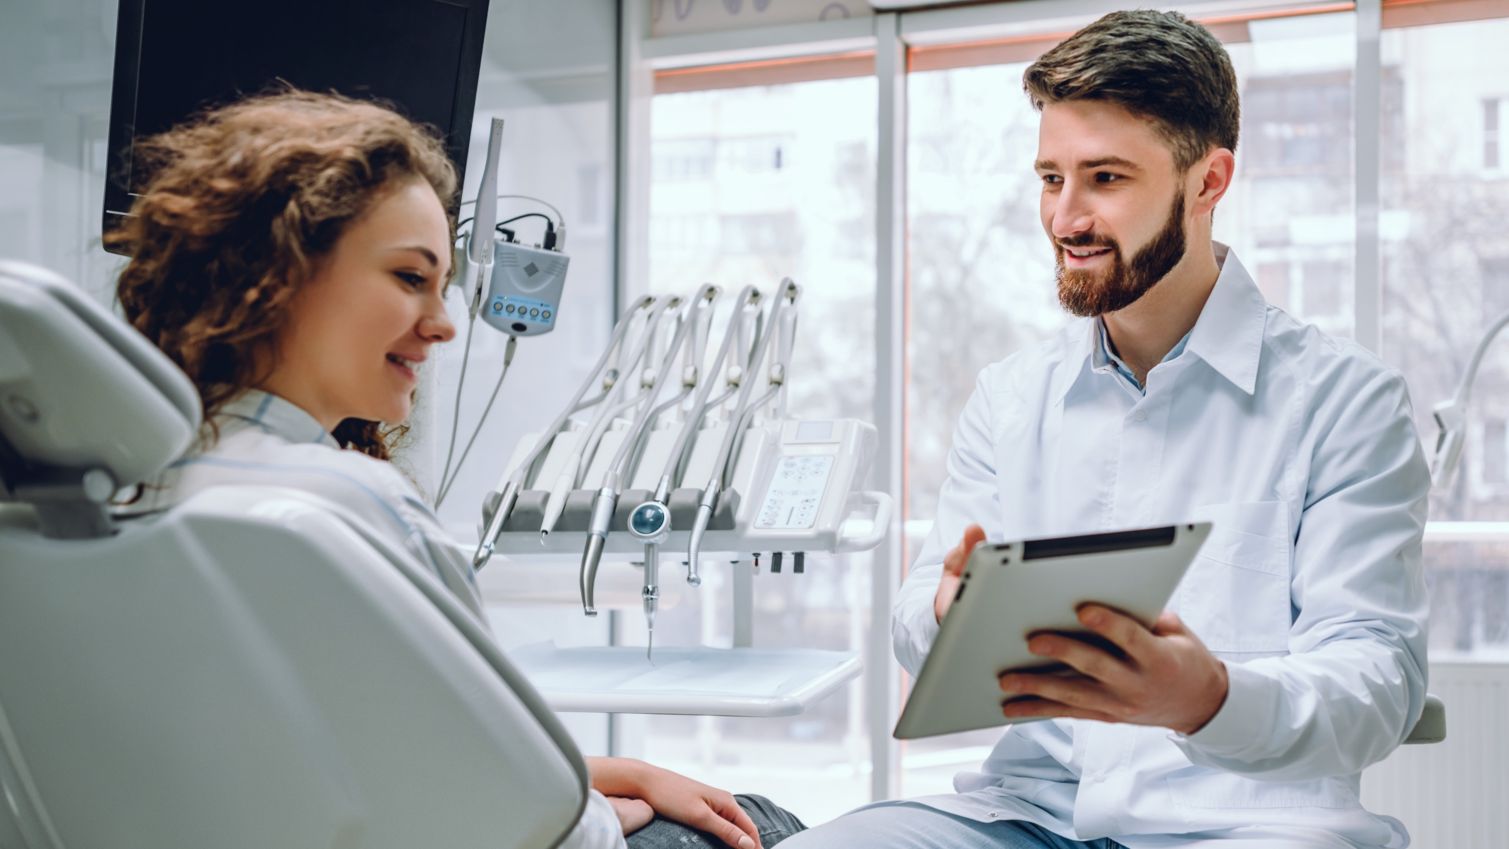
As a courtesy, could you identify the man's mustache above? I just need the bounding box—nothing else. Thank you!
[1057,233,1119,250]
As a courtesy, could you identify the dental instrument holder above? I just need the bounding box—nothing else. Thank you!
[473,282,891,718]
[472,295,658,571]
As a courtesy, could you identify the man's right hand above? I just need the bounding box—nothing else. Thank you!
[934,524,987,624]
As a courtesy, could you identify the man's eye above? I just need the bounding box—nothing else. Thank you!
[1096,172,1123,183]
[1041,174,1062,185]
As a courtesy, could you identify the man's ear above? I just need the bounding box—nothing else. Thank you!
[1192,148,1236,216]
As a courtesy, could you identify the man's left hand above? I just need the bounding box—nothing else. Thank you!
[998,606,1230,735]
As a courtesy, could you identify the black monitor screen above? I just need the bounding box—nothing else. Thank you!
[104,0,489,249]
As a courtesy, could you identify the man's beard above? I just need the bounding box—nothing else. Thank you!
[1054,190,1188,317]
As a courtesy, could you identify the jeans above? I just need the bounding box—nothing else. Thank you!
[775,801,1124,849]
[627,794,809,849]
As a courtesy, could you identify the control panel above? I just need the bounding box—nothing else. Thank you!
[480,239,568,337]
[755,454,834,530]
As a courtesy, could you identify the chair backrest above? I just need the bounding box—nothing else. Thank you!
[0,260,588,849]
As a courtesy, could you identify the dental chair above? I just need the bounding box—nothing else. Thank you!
[0,260,588,849]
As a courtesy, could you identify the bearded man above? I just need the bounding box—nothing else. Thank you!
[781,9,1430,849]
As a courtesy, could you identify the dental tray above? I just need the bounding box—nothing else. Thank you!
[506,644,862,717]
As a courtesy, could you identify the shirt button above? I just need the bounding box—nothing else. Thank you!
[1131,410,1147,423]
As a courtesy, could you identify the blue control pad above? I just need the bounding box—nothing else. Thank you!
[486,295,557,331]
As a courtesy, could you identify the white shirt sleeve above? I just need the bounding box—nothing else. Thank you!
[1173,366,1431,780]
[893,363,1006,677]
[554,789,629,849]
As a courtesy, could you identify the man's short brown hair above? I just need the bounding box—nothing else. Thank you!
[1023,10,1240,171]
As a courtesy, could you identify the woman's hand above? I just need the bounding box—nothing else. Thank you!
[606,796,654,836]
[587,757,761,849]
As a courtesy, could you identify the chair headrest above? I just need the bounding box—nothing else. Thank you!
[0,260,201,495]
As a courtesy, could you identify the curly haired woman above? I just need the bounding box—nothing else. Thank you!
[107,89,805,849]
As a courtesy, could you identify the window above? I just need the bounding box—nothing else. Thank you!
[1479,419,1508,488]
[629,73,878,825]
[1487,97,1503,170]
[1380,14,1509,658]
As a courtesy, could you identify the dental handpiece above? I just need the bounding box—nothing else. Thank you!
[640,287,762,583]
[685,281,800,580]
[541,301,672,541]
[471,295,655,571]
[579,292,707,616]
[627,500,671,661]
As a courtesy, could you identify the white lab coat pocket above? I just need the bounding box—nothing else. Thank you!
[1175,501,1292,656]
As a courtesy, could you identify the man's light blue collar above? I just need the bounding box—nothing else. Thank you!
[1093,317,1189,394]
[1052,242,1267,402]
[218,389,339,448]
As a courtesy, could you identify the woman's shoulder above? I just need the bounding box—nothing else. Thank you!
[183,426,429,530]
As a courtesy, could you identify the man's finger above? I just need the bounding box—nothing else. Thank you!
[1001,696,1119,724]
[1077,604,1155,661]
[944,524,987,576]
[999,671,1120,717]
[1026,631,1135,688]
[1151,610,1187,636]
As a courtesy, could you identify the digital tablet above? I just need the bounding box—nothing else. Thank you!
[892,522,1211,740]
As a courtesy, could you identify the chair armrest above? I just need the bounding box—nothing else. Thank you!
[1404,693,1446,744]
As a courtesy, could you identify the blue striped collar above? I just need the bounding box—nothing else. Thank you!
[219,390,338,448]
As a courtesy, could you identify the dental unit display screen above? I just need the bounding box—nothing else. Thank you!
[102,0,490,250]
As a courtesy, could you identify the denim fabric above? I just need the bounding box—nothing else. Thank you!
[775,801,1124,849]
[627,794,808,849]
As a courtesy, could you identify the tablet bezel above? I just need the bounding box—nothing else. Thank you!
[893,522,1211,740]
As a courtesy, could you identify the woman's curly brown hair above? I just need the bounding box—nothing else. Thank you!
[107,88,458,460]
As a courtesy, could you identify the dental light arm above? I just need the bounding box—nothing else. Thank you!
[686,280,801,581]
[1432,309,1509,488]
[472,295,656,571]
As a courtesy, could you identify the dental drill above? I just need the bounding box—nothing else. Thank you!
[623,285,762,603]
[539,299,678,539]
[578,290,712,616]
[685,280,801,581]
[626,500,670,660]
[472,295,656,571]
[610,285,723,656]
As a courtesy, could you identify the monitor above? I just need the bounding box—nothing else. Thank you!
[103,0,491,250]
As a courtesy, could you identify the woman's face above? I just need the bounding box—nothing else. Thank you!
[261,177,455,431]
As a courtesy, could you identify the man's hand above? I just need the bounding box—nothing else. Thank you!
[587,757,760,849]
[935,524,987,624]
[997,606,1230,735]
[606,796,654,836]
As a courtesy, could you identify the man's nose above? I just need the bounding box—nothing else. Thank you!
[1050,182,1096,241]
